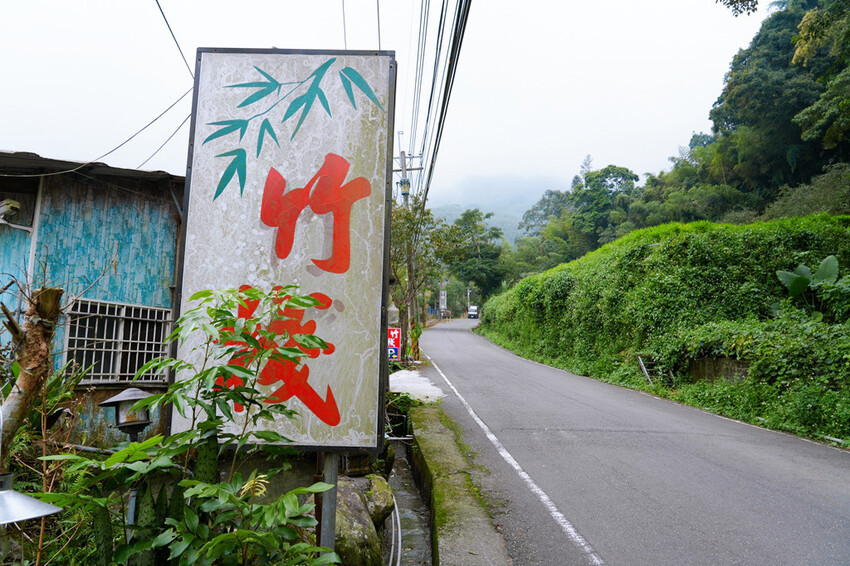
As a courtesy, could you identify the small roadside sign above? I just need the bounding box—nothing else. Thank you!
[388,327,401,360]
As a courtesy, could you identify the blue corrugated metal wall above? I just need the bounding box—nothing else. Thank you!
[34,176,177,308]
[0,225,31,345]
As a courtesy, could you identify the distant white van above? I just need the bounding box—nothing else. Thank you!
[468,305,479,319]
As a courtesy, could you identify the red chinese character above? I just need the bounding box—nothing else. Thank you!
[215,286,340,426]
[261,153,371,274]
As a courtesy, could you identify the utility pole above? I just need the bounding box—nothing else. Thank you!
[393,132,426,359]
[400,150,410,206]
[396,131,418,359]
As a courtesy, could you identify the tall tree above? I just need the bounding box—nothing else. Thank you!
[389,196,452,356]
[446,209,505,299]
[710,0,838,196]
[518,189,573,237]
[718,0,760,15]
[568,164,638,242]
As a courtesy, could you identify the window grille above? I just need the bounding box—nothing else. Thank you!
[66,299,171,384]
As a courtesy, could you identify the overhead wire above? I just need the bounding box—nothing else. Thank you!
[412,0,463,204]
[342,0,349,49]
[0,87,194,178]
[377,0,382,50]
[154,0,194,80]
[400,0,473,254]
[420,0,471,206]
[416,0,451,197]
[138,113,191,169]
[408,0,430,157]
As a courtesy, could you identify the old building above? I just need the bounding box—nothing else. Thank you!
[0,151,184,441]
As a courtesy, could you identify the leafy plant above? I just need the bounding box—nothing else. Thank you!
[37,286,341,565]
[776,254,838,298]
[775,254,850,322]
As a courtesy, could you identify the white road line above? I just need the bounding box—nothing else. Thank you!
[426,355,605,566]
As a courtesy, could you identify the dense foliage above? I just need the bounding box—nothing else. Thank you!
[492,0,850,285]
[480,216,850,441]
[22,287,339,565]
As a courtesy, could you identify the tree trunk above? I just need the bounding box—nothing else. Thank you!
[398,304,409,363]
[0,288,64,472]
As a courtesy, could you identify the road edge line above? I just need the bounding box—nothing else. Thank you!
[426,354,605,566]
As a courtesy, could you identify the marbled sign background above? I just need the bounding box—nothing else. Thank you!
[174,49,395,448]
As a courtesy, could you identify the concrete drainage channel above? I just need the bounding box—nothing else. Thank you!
[400,405,512,566]
[384,439,432,565]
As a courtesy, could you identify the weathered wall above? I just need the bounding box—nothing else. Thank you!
[3,169,182,446]
[0,225,30,330]
[35,175,179,308]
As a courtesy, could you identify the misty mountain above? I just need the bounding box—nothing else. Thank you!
[427,174,564,243]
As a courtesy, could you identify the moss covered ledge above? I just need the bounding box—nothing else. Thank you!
[409,406,511,566]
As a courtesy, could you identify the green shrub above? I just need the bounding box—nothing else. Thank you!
[482,215,850,442]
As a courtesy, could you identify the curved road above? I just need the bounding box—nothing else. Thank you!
[420,318,850,566]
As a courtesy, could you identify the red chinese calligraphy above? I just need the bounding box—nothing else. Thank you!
[261,153,371,274]
[215,286,340,426]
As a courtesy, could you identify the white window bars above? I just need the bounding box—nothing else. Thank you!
[65,299,171,384]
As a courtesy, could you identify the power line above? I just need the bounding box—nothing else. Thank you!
[0,87,193,178]
[415,0,452,197]
[421,0,471,205]
[408,0,430,156]
[138,113,191,169]
[154,0,194,80]
[377,0,382,50]
[342,0,349,49]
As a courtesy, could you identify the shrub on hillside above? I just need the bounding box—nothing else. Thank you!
[481,215,850,441]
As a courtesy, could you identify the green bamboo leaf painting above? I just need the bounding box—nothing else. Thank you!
[257,119,279,157]
[282,94,309,123]
[317,89,331,117]
[213,149,247,200]
[339,67,384,110]
[340,73,355,108]
[204,58,385,200]
[203,120,249,144]
[229,66,282,108]
[281,58,336,140]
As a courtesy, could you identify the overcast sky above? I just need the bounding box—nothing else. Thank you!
[1,1,768,207]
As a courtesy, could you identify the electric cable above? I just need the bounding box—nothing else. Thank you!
[421,0,471,206]
[416,0,447,172]
[342,0,348,49]
[154,0,194,80]
[0,87,193,178]
[377,0,382,50]
[138,113,191,169]
[408,0,430,156]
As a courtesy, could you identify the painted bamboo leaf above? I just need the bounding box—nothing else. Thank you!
[317,88,331,117]
[340,73,355,108]
[204,120,249,144]
[257,119,279,157]
[281,58,336,140]
[339,67,384,110]
[214,149,247,200]
[228,66,282,108]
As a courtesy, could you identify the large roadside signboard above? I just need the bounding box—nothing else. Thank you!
[175,48,396,450]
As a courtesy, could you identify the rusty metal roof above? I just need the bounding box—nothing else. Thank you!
[0,151,184,183]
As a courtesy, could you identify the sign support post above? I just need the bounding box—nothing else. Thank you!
[319,452,339,552]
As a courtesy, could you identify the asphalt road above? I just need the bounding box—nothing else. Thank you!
[420,318,850,566]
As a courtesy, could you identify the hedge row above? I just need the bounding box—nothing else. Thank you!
[481,215,850,440]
